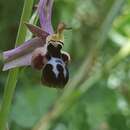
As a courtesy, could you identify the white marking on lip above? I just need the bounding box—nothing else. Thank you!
[48,57,66,78]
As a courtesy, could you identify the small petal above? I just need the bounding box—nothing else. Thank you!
[25,23,49,39]
[38,0,54,34]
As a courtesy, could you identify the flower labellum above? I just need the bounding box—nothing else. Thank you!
[42,57,69,87]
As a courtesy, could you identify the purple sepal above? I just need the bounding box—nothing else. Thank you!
[3,37,45,71]
[3,37,44,61]
[38,0,54,34]
[3,53,32,71]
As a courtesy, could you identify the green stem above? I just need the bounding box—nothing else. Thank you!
[0,0,34,130]
[62,0,126,99]
[79,41,130,94]
[63,0,126,92]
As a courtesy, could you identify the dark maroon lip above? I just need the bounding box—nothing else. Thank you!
[41,57,69,88]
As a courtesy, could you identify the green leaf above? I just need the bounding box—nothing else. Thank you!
[11,87,57,128]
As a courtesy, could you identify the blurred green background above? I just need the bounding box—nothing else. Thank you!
[1,0,130,130]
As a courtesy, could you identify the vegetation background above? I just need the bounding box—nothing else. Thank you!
[0,0,130,130]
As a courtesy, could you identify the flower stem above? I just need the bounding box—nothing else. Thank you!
[0,0,34,130]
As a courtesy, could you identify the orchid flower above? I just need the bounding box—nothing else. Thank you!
[3,0,71,87]
[3,0,54,71]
